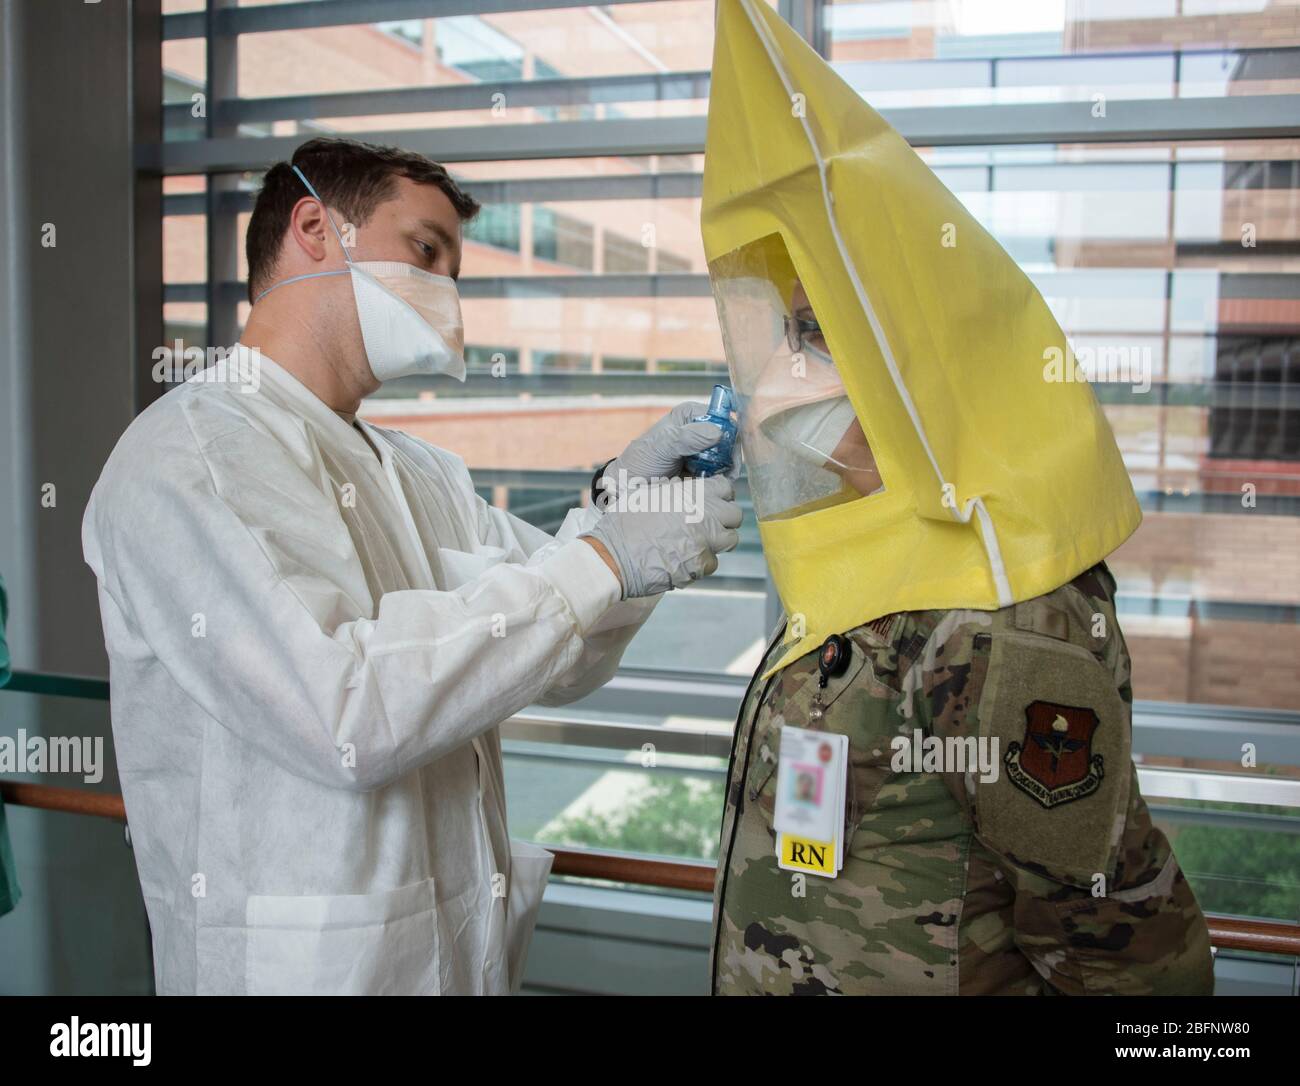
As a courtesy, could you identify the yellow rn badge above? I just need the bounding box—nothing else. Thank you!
[777,832,837,878]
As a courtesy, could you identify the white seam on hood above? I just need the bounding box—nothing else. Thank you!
[735,0,1013,606]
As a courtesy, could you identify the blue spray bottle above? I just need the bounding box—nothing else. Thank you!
[686,384,738,477]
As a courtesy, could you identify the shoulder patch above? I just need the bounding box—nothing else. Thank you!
[968,632,1131,884]
[1005,700,1104,808]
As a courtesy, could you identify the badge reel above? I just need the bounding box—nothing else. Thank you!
[809,634,851,723]
[773,635,852,879]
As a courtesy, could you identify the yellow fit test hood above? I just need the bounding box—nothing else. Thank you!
[701,0,1141,676]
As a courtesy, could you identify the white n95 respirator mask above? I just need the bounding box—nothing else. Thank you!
[254,166,466,384]
[763,392,858,467]
[750,343,858,468]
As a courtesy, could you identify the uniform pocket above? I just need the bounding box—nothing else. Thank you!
[1045,852,1215,995]
[245,876,439,996]
[973,632,1130,887]
[843,625,903,697]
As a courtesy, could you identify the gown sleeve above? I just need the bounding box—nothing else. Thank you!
[83,414,638,793]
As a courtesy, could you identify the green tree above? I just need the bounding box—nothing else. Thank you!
[544,775,724,861]
[1169,809,1300,921]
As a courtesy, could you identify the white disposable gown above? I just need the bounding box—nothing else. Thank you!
[82,344,656,995]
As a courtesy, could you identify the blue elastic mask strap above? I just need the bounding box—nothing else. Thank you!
[291,165,353,256]
[253,165,354,304]
[253,268,348,303]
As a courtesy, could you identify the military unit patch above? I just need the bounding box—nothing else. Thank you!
[1004,699,1105,808]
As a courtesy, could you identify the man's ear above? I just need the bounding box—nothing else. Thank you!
[287,195,334,263]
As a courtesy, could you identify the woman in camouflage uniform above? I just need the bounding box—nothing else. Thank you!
[711,562,1214,995]
[701,0,1213,995]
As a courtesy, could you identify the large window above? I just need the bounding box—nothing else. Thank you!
[603,230,651,274]
[532,207,596,269]
[464,201,521,253]
[157,0,1300,924]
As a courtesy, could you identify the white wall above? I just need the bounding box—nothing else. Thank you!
[0,0,153,995]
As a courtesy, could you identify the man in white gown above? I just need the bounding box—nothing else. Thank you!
[82,137,740,995]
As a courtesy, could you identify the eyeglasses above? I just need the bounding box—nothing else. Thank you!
[783,313,824,354]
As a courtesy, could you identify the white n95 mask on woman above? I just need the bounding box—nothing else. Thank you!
[750,342,857,468]
[762,391,858,468]
[253,166,467,384]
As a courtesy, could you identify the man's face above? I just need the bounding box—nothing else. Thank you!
[350,176,463,281]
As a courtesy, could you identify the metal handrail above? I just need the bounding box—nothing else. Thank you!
[2,778,1297,959]
[5,670,1300,955]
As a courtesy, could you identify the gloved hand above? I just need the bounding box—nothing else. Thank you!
[606,401,724,489]
[582,475,742,598]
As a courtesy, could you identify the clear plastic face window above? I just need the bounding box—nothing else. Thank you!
[708,233,883,522]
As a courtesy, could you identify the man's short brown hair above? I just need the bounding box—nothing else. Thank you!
[246,137,480,302]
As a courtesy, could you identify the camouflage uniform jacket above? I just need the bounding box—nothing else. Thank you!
[711,563,1214,995]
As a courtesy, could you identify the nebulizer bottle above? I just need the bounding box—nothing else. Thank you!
[686,384,738,477]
